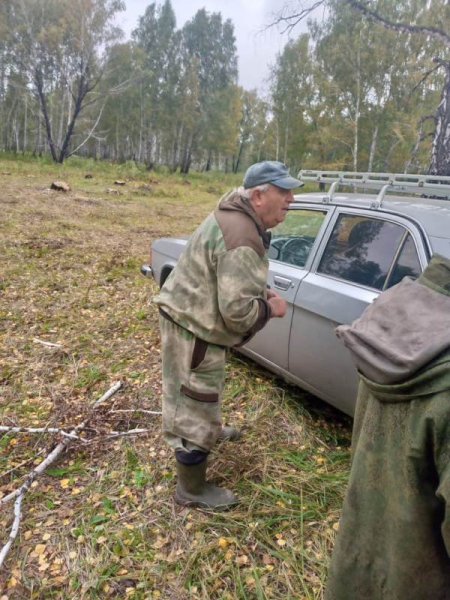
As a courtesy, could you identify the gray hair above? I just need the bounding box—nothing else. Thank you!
[238,183,270,199]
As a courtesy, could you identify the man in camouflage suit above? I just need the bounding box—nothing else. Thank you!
[155,161,303,509]
[326,255,450,600]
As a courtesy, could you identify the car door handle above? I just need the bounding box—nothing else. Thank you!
[273,275,292,291]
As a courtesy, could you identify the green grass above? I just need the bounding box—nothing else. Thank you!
[0,154,351,599]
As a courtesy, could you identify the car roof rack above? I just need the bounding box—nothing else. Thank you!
[298,170,450,208]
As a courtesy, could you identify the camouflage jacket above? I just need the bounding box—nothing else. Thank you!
[327,256,450,600]
[154,190,271,347]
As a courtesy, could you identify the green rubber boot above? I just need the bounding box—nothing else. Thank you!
[218,425,242,442]
[175,459,238,510]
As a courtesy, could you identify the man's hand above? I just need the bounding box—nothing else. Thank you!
[267,290,287,318]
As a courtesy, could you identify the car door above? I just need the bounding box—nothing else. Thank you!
[243,206,332,369]
[288,208,428,415]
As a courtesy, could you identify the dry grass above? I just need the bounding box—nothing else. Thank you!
[0,155,351,599]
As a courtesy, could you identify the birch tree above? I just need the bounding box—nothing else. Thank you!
[271,0,450,174]
[3,0,124,163]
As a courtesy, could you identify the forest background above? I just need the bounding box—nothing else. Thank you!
[1,0,450,175]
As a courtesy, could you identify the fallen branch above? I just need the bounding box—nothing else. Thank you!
[0,381,123,569]
[110,409,162,416]
[0,494,23,568]
[107,428,152,438]
[32,338,63,349]
[0,449,46,480]
[0,426,82,440]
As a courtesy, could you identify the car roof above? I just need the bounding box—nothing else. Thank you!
[292,191,450,239]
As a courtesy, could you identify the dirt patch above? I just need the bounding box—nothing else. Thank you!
[20,238,74,251]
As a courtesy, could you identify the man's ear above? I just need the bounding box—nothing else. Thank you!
[251,188,262,207]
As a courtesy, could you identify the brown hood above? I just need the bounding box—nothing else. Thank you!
[336,255,450,385]
[217,190,271,250]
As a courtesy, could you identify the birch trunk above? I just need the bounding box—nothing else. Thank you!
[275,120,280,161]
[367,124,379,172]
[353,41,361,172]
[283,119,289,165]
[429,62,450,176]
[23,95,28,152]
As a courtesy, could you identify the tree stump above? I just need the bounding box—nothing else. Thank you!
[50,181,70,192]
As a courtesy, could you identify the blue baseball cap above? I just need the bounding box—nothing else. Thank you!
[243,161,303,190]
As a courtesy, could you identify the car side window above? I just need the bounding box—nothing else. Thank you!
[318,214,405,290]
[384,233,421,289]
[268,209,327,268]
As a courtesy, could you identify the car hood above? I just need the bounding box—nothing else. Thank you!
[335,255,450,396]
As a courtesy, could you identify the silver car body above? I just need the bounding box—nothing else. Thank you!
[148,172,450,415]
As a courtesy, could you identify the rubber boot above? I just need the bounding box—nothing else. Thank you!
[218,425,242,442]
[175,459,238,510]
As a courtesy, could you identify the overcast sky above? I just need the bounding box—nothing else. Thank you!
[115,0,306,94]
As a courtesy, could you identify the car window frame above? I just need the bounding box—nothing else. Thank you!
[309,206,429,291]
[268,204,335,271]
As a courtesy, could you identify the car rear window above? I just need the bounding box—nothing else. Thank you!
[318,215,406,290]
[385,233,421,288]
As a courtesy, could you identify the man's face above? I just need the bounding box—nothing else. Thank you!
[251,184,294,229]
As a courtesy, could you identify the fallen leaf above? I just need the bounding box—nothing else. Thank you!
[34,544,46,556]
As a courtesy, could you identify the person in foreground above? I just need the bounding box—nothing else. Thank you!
[154,161,303,509]
[326,255,450,600]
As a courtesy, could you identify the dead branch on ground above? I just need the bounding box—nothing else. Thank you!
[0,381,123,569]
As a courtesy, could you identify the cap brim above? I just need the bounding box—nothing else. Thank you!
[272,176,304,190]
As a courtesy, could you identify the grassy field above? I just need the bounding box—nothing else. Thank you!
[0,155,351,600]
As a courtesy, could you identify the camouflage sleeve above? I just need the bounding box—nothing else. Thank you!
[216,246,270,335]
[435,412,450,557]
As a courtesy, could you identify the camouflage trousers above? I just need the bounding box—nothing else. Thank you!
[159,315,227,453]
